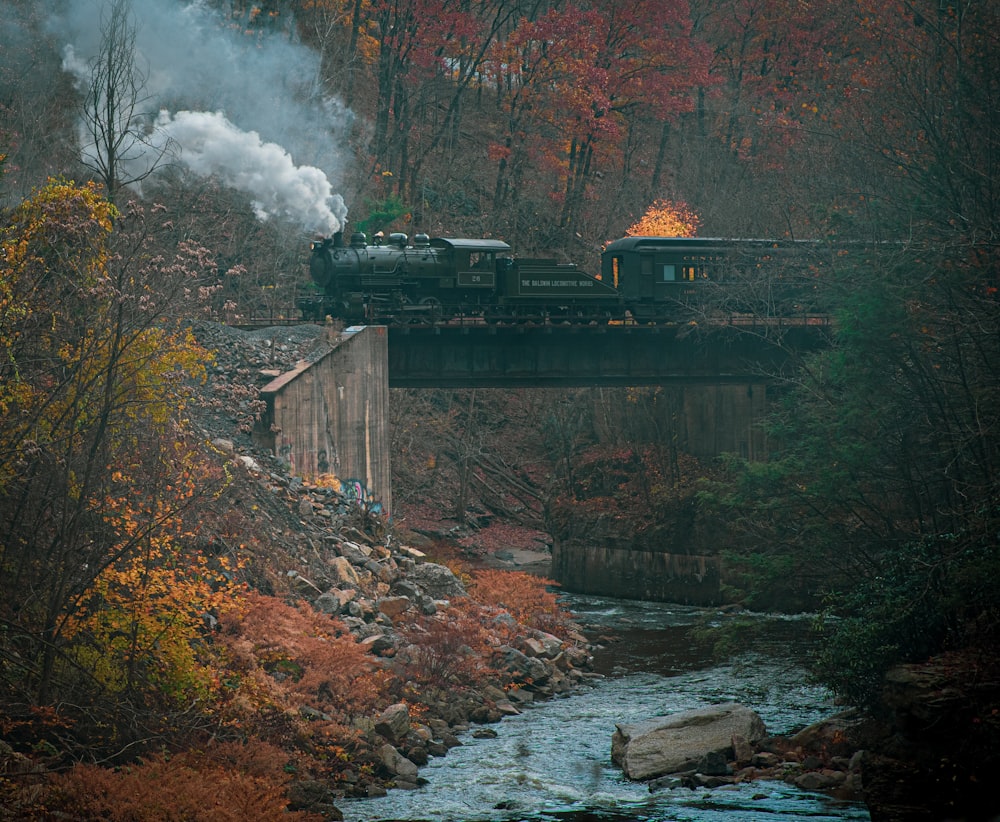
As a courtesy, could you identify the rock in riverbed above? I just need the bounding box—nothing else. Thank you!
[611,702,767,780]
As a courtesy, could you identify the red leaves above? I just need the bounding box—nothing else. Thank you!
[396,570,572,691]
[489,0,707,142]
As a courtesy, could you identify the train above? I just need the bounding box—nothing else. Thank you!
[299,230,831,324]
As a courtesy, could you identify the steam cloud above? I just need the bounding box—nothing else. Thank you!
[150,110,347,235]
[49,0,350,235]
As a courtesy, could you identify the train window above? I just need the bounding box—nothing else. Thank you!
[469,252,493,269]
[660,264,677,282]
[612,256,620,288]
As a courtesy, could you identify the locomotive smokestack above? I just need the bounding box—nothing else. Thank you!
[333,231,344,248]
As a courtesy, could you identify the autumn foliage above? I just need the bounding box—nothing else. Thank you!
[0,178,579,811]
[45,744,324,822]
[396,599,502,689]
[215,592,391,727]
[467,570,567,636]
[0,181,234,720]
[1,0,997,816]
[625,200,701,238]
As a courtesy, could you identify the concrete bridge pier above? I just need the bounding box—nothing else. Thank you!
[253,325,391,516]
[681,382,770,461]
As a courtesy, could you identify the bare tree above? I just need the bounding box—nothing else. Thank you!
[79,0,172,204]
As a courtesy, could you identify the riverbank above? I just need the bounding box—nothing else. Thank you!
[334,594,871,822]
[270,495,875,819]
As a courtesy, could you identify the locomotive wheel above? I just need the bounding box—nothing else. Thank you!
[418,296,443,324]
[396,295,421,325]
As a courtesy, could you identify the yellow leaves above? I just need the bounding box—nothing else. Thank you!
[1,180,125,487]
[2,179,116,291]
[33,178,115,230]
[626,199,701,237]
[67,475,247,702]
[36,318,212,459]
[1,181,254,720]
[313,473,342,491]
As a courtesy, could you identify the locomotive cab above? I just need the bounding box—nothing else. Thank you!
[429,238,511,293]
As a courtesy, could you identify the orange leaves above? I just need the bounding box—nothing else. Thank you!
[53,430,244,705]
[487,142,512,163]
[626,199,701,238]
[46,745,323,822]
[216,592,390,723]
[396,599,499,689]
[0,180,115,446]
[65,513,245,702]
[394,571,573,691]
[468,569,569,637]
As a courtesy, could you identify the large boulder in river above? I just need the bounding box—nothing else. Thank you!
[611,702,767,780]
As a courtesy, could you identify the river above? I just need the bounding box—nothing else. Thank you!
[336,594,872,822]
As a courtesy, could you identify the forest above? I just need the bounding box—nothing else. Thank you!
[1,0,998,818]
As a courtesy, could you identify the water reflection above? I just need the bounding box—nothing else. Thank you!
[336,594,870,822]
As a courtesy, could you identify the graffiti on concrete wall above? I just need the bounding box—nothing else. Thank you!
[341,478,384,515]
[272,438,384,515]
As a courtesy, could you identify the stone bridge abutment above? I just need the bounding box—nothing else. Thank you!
[253,325,391,515]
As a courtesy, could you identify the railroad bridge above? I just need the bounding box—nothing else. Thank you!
[386,322,826,387]
[253,320,828,604]
[253,320,829,518]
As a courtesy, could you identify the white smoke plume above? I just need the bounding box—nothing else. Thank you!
[146,110,347,236]
[47,0,350,235]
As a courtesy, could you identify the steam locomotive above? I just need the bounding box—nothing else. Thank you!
[299,230,828,324]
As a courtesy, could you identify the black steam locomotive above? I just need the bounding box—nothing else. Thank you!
[299,231,829,324]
